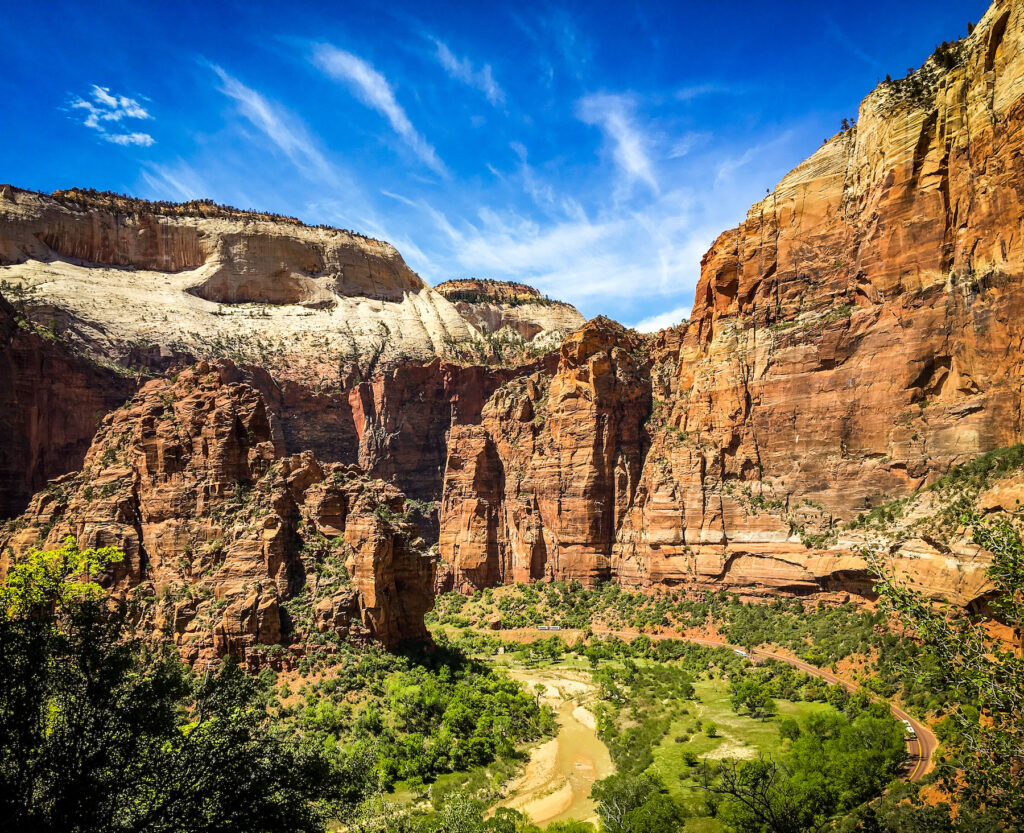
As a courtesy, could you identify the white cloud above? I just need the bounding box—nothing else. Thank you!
[633,305,690,333]
[211,65,337,182]
[823,16,882,69]
[380,189,418,208]
[714,130,795,186]
[413,185,713,313]
[675,82,739,101]
[107,132,155,147]
[577,93,658,193]
[312,44,446,175]
[395,122,811,321]
[69,85,154,147]
[667,131,709,159]
[432,39,505,106]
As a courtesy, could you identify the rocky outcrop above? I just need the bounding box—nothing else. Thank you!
[0,362,435,664]
[4,0,1023,617]
[0,192,585,522]
[438,0,1024,607]
[438,318,650,592]
[435,278,585,341]
[609,0,1024,605]
[0,292,137,518]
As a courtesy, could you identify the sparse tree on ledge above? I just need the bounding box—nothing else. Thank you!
[871,509,1024,829]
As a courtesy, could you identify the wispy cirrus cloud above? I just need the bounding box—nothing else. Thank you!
[577,93,658,193]
[140,160,209,201]
[675,82,743,101]
[311,44,446,175]
[432,39,505,106]
[411,181,715,315]
[210,64,337,182]
[823,15,882,69]
[668,131,710,159]
[68,85,155,146]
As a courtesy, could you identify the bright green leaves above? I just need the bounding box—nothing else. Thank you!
[1,535,124,617]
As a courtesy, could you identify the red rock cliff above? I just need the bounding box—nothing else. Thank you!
[439,0,1024,607]
[0,293,137,518]
[0,362,435,664]
[438,318,650,592]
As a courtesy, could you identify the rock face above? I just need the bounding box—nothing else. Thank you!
[0,293,137,518]
[610,0,1024,604]
[435,279,585,341]
[0,362,435,663]
[0,186,477,384]
[439,318,650,592]
[439,0,1024,607]
[4,0,1024,621]
[0,190,586,522]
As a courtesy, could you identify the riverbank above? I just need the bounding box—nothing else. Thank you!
[497,667,613,826]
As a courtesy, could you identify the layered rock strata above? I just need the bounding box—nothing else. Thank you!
[439,0,1024,607]
[0,362,435,664]
[4,0,1024,617]
[0,293,137,517]
[438,319,650,592]
[0,186,476,384]
[435,278,585,340]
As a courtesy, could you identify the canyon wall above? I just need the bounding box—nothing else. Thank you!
[0,362,436,664]
[435,278,585,340]
[438,0,1024,607]
[438,319,649,592]
[4,0,1024,633]
[0,294,137,517]
[0,185,477,384]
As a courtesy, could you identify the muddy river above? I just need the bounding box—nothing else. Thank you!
[498,668,614,827]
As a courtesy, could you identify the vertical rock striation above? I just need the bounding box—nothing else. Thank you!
[0,362,435,664]
[0,294,137,518]
[439,0,1024,607]
[439,318,650,592]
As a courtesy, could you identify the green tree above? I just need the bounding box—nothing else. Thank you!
[702,757,829,833]
[872,510,1024,827]
[0,537,336,833]
[778,718,801,742]
[591,773,683,833]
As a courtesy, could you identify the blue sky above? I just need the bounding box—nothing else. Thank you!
[0,0,988,329]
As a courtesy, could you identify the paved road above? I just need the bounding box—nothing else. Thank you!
[686,637,937,782]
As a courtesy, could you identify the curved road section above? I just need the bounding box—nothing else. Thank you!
[689,638,937,782]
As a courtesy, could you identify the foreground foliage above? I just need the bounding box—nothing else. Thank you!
[873,511,1024,829]
[0,538,335,833]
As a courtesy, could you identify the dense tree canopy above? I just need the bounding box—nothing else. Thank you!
[0,538,335,833]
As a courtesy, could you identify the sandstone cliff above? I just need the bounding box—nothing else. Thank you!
[0,292,137,518]
[5,0,1024,623]
[611,0,1024,604]
[0,186,476,384]
[438,0,1024,608]
[0,362,435,663]
[0,188,582,526]
[438,318,650,592]
[435,278,585,341]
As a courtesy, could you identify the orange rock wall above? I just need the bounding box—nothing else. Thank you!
[0,294,137,517]
[0,362,435,664]
[439,0,1024,607]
